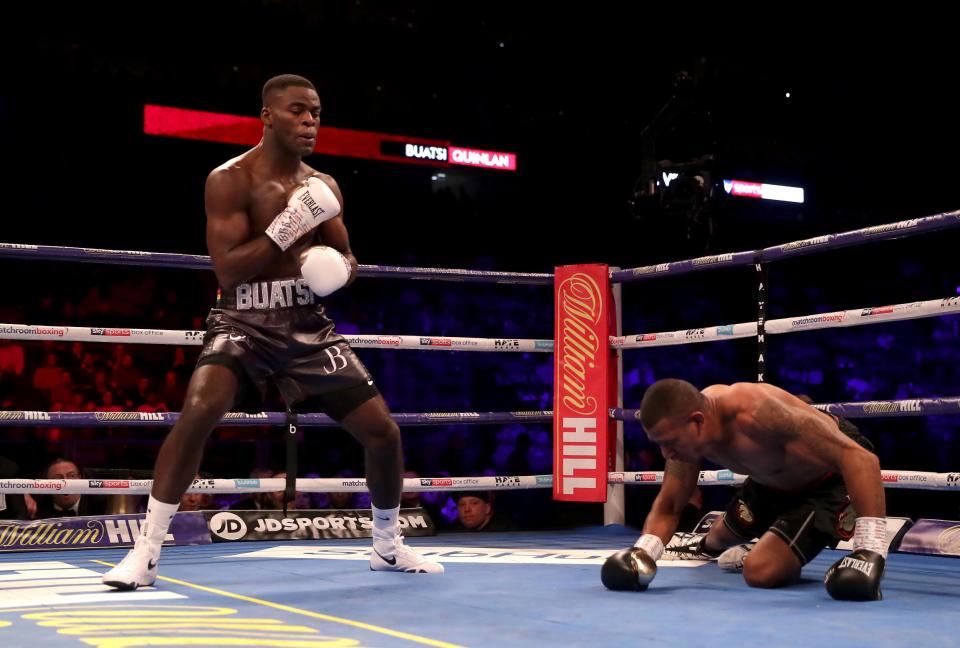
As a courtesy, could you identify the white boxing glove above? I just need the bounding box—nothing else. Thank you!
[265,177,341,251]
[300,245,352,297]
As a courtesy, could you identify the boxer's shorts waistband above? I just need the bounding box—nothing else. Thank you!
[217,277,315,310]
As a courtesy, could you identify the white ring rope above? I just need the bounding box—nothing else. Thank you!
[0,475,547,495]
[615,470,958,491]
[1,469,955,495]
[0,324,553,352]
[613,295,960,349]
[6,292,956,353]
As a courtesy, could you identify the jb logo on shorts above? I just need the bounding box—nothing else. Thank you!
[323,347,348,374]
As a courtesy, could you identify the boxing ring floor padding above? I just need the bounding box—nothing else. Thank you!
[0,526,957,647]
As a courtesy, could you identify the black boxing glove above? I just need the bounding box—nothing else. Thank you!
[601,534,662,591]
[824,517,886,601]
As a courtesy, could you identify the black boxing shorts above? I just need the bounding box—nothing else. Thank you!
[195,276,379,420]
[721,420,874,565]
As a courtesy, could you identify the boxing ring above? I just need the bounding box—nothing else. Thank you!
[1,531,958,647]
[1,210,960,646]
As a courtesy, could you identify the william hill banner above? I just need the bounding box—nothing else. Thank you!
[204,508,436,542]
[553,264,617,502]
[0,512,211,552]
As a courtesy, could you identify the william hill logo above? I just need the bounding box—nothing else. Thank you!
[555,269,606,497]
[0,520,103,547]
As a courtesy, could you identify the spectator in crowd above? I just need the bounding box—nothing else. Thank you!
[0,340,25,400]
[88,370,112,403]
[96,391,123,412]
[69,391,94,412]
[63,342,86,373]
[50,371,75,408]
[325,469,362,510]
[77,286,107,319]
[34,457,107,518]
[266,472,312,510]
[327,489,356,510]
[132,376,154,405]
[76,352,99,391]
[111,354,141,395]
[159,370,186,411]
[450,491,516,532]
[179,474,214,512]
[230,468,274,510]
[171,347,194,385]
[32,353,62,391]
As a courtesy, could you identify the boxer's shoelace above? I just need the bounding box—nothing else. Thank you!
[391,536,421,561]
[383,532,420,558]
[375,530,417,561]
[664,532,719,560]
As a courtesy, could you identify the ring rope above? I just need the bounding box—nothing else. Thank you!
[613,295,960,349]
[0,324,553,352]
[0,243,552,284]
[0,410,554,427]
[612,210,960,283]
[1,469,954,495]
